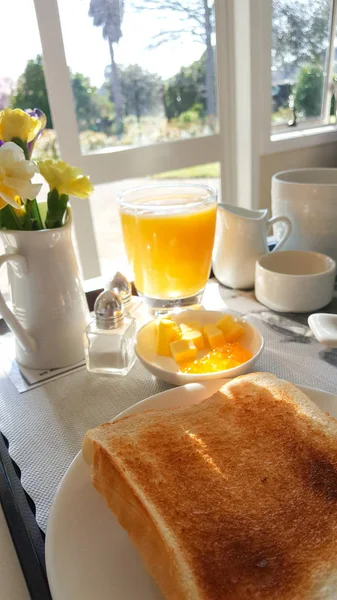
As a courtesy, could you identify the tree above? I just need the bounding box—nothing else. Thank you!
[133,0,216,117]
[272,83,293,113]
[89,0,125,136]
[294,64,324,117]
[10,56,114,135]
[71,72,114,131]
[11,55,53,128]
[103,63,163,122]
[272,1,332,121]
[120,65,162,122]
[272,0,331,71]
[0,78,15,110]
[93,94,115,132]
[72,72,96,130]
[164,53,206,119]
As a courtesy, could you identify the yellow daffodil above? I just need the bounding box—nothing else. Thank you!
[0,142,41,210]
[0,108,41,144]
[38,160,94,198]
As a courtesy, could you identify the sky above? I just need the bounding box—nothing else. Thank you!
[2,0,205,88]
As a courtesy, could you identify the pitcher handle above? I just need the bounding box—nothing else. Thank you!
[268,216,292,252]
[0,254,36,353]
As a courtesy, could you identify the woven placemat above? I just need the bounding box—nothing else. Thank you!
[0,281,336,531]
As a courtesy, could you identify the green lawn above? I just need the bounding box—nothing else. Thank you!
[152,163,220,180]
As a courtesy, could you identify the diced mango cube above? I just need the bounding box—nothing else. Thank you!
[203,324,225,349]
[216,315,245,343]
[170,339,198,362]
[180,321,202,334]
[156,319,181,357]
[181,329,205,350]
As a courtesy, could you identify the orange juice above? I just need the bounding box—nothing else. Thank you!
[120,199,216,299]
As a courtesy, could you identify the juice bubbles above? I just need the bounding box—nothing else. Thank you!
[119,190,217,301]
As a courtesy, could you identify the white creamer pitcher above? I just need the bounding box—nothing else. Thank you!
[0,210,89,369]
[213,204,292,289]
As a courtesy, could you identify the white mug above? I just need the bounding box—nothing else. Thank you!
[272,168,337,261]
[213,204,291,289]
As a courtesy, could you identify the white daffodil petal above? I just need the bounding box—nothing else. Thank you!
[2,176,26,189]
[3,178,41,200]
[11,160,39,180]
[0,142,42,209]
[0,141,25,166]
[21,182,42,200]
[0,190,20,209]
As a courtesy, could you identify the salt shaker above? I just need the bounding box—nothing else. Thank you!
[106,272,132,310]
[84,290,136,376]
[106,271,142,314]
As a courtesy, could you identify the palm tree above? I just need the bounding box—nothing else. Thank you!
[89,0,124,136]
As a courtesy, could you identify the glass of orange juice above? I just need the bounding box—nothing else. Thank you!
[117,185,217,313]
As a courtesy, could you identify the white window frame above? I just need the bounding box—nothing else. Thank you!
[271,0,337,136]
[232,0,337,210]
[265,0,337,153]
[32,0,236,280]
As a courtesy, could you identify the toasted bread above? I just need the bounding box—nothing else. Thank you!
[83,373,337,599]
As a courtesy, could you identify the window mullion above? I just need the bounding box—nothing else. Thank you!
[232,0,270,208]
[33,0,101,281]
[33,0,82,165]
[214,0,236,206]
[323,0,337,123]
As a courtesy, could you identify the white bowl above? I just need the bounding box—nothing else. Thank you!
[255,250,336,313]
[135,309,264,385]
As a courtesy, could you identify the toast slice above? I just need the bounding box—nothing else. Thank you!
[83,373,337,599]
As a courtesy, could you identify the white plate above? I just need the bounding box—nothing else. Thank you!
[135,309,264,385]
[46,380,337,600]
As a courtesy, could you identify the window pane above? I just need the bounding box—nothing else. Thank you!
[57,0,217,155]
[271,0,332,126]
[90,163,220,281]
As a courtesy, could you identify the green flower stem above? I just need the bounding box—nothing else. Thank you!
[45,189,69,229]
[25,199,44,230]
[0,205,24,230]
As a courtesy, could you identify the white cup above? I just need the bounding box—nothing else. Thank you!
[272,169,337,262]
[255,251,336,313]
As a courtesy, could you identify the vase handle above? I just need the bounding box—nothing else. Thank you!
[0,254,36,354]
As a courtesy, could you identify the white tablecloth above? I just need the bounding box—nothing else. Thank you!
[0,280,337,535]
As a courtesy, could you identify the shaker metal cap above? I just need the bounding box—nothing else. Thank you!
[94,290,124,329]
[106,272,132,308]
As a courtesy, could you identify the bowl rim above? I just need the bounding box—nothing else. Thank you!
[256,251,336,278]
[135,310,264,381]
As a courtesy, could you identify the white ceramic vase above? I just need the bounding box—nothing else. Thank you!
[0,210,89,369]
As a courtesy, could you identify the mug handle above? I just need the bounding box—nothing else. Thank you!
[268,216,292,252]
[0,253,36,353]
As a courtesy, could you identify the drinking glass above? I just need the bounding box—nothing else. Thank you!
[117,185,217,313]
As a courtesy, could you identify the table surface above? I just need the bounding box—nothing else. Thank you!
[0,504,30,600]
[1,280,337,598]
